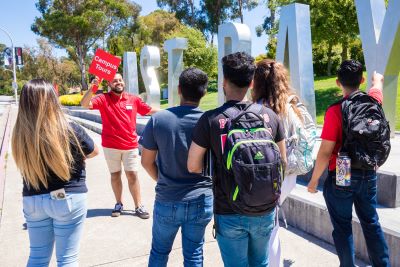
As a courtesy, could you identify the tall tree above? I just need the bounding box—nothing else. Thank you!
[32,0,141,89]
[157,0,198,27]
[199,0,232,44]
[231,0,259,23]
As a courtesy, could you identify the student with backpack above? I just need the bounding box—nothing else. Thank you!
[187,52,287,267]
[252,59,317,203]
[307,60,391,266]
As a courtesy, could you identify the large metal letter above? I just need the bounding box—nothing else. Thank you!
[140,46,160,109]
[355,0,400,131]
[276,3,316,121]
[123,52,139,95]
[217,22,252,105]
[164,38,188,107]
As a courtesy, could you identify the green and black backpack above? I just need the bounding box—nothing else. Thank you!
[222,103,284,215]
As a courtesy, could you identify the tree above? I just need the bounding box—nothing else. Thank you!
[199,0,232,44]
[32,0,141,90]
[166,26,218,80]
[231,0,259,23]
[157,0,199,27]
[257,0,360,76]
[17,39,81,93]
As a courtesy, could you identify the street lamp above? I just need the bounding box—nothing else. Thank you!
[0,26,18,105]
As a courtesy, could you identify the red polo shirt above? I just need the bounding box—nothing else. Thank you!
[321,88,383,171]
[91,92,152,150]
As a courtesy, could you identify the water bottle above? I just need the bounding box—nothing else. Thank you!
[336,152,351,186]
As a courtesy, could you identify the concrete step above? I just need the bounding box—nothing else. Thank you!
[298,168,400,208]
[67,114,102,135]
[281,183,400,266]
[64,108,150,136]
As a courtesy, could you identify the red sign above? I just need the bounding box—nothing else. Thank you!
[88,49,121,82]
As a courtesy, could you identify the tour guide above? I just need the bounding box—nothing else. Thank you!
[81,73,158,218]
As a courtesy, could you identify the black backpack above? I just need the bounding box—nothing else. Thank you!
[340,91,391,169]
[222,104,283,215]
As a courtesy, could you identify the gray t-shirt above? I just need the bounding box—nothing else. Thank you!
[139,105,212,201]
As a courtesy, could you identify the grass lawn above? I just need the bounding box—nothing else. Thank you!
[161,73,400,130]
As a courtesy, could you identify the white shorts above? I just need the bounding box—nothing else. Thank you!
[103,147,139,173]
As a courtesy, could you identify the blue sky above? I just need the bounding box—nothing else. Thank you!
[0,0,269,57]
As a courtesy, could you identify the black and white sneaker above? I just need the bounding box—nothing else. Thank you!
[135,205,150,219]
[111,203,123,217]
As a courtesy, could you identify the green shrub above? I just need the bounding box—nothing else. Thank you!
[59,94,83,106]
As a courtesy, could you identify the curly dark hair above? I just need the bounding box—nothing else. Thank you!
[222,52,255,88]
[179,67,208,102]
[337,59,363,89]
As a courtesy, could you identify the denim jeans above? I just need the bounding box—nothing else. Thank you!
[23,193,88,267]
[148,195,213,267]
[215,209,276,267]
[323,170,390,267]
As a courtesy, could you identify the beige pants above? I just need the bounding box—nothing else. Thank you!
[103,147,139,173]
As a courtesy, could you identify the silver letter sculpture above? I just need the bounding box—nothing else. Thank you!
[140,46,161,109]
[276,3,316,121]
[164,38,188,107]
[217,22,252,105]
[355,0,400,131]
[123,52,139,95]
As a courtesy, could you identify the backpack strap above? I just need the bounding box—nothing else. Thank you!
[230,103,265,125]
[222,102,254,119]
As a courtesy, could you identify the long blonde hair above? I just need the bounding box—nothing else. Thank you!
[12,79,81,190]
[252,59,302,120]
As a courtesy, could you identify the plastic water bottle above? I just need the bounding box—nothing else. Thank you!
[336,152,351,186]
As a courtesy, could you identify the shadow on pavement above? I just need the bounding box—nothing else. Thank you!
[283,259,295,266]
[86,209,136,218]
[283,224,368,266]
[86,209,113,218]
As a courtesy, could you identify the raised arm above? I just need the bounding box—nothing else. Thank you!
[80,78,100,109]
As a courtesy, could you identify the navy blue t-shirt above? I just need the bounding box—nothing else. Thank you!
[139,105,212,201]
[22,122,95,196]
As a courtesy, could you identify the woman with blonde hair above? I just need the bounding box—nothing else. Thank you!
[12,79,98,266]
[253,59,302,128]
[252,59,316,201]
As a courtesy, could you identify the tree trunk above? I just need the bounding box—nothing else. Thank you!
[341,40,348,62]
[239,0,243,23]
[77,45,87,90]
[327,42,333,76]
[189,0,195,26]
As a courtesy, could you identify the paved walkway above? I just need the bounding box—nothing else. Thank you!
[0,107,368,266]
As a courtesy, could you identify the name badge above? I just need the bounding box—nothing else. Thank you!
[126,105,133,110]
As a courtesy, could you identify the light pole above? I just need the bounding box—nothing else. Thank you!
[0,26,18,105]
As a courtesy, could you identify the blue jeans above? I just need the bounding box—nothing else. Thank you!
[148,195,213,267]
[23,193,87,267]
[323,170,390,267]
[215,210,276,267]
